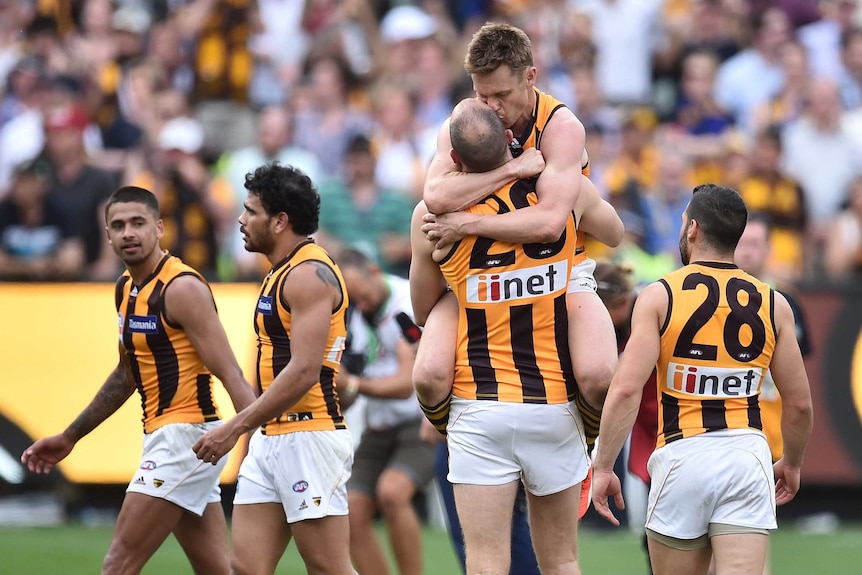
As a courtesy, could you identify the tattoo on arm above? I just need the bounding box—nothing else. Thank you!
[66,364,136,442]
[310,261,341,287]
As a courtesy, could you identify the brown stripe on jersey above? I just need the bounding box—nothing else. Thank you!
[122,284,147,420]
[115,276,129,310]
[554,293,577,399]
[769,289,776,335]
[510,303,545,403]
[146,281,180,417]
[466,307,498,399]
[195,373,218,420]
[701,399,727,432]
[261,275,292,380]
[658,279,672,336]
[747,394,762,430]
[661,392,684,444]
[320,365,346,429]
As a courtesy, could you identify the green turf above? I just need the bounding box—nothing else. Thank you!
[0,523,859,574]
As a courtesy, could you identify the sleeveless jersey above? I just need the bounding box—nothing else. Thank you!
[254,240,348,434]
[510,87,587,264]
[115,253,220,434]
[655,262,776,448]
[439,178,577,403]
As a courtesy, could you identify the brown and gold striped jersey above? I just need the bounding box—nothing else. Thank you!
[254,240,348,434]
[116,253,220,434]
[511,87,587,265]
[439,178,577,404]
[655,262,777,447]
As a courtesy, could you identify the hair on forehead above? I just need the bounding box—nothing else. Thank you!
[105,186,160,221]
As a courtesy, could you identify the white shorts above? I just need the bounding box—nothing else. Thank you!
[567,257,597,294]
[645,430,776,540]
[235,429,353,523]
[127,421,225,516]
[447,397,590,496]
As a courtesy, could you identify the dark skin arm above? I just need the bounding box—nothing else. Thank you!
[21,347,136,474]
[193,260,344,463]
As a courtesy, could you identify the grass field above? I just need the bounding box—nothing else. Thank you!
[1,522,860,574]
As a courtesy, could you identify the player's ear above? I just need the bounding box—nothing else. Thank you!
[505,129,514,146]
[449,149,462,170]
[525,66,537,87]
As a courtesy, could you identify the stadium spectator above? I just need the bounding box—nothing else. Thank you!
[0,157,84,280]
[781,77,862,258]
[824,175,862,278]
[214,104,322,280]
[292,55,375,179]
[715,7,790,134]
[750,40,811,135]
[737,125,808,281]
[315,133,414,277]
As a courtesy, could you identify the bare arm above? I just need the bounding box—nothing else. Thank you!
[769,291,814,505]
[21,350,136,474]
[592,282,666,525]
[409,201,449,325]
[427,109,586,245]
[165,275,257,413]
[423,118,544,214]
[194,260,343,462]
[576,177,625,248]
[354,339,416,399]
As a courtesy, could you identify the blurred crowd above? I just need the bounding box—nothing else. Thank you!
[1,0,862,286]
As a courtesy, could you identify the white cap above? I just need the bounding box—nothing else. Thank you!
[380,5,437,44]
[158,117,204,154]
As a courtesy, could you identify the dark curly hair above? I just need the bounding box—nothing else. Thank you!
[244,163,320,236]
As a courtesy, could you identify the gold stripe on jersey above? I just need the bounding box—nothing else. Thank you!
[439,178,577,404]
[254,240,348,434]
[116,253,220,434]
[655,262,776,448]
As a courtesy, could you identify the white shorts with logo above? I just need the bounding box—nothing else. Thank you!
[127,421,225,516]
[567,257,597,294]
[447,397,590,496]
[645,430,777,540]
[234,429,354,523]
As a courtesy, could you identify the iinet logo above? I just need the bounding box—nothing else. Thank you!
[466,261,568,303]
[667,362,763,398]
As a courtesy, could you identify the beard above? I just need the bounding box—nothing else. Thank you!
[244,228,275,255]
[679,233,690,266]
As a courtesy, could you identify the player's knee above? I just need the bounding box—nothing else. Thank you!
[102,542,139,575]
[376,478,416,517]
[412,361,450,402]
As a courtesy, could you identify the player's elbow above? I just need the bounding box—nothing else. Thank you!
[423,180,448,214]
[606,220,625,247]
[535,217,568,243]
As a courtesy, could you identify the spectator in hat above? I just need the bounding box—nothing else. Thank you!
[42,101,120,281]
[0,158,85,280]
[126,116,233,279]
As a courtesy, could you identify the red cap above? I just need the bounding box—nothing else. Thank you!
[45,104,89,132]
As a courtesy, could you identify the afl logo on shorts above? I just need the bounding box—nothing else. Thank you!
[140,460,157,470]
[292,480,309,493]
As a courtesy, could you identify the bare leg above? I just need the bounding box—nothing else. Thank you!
[710,533,769,575]
[647,538,712,575]
[567,290,617,452]
[527,485,583,575]
[378,468,423,575]
[230,503,291,575]
[292,515,357,575]
[173,502,230,575]
[413,292,458,434]
[348,491,390,575]
[454,482,519,575]
[102,493,184,575]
